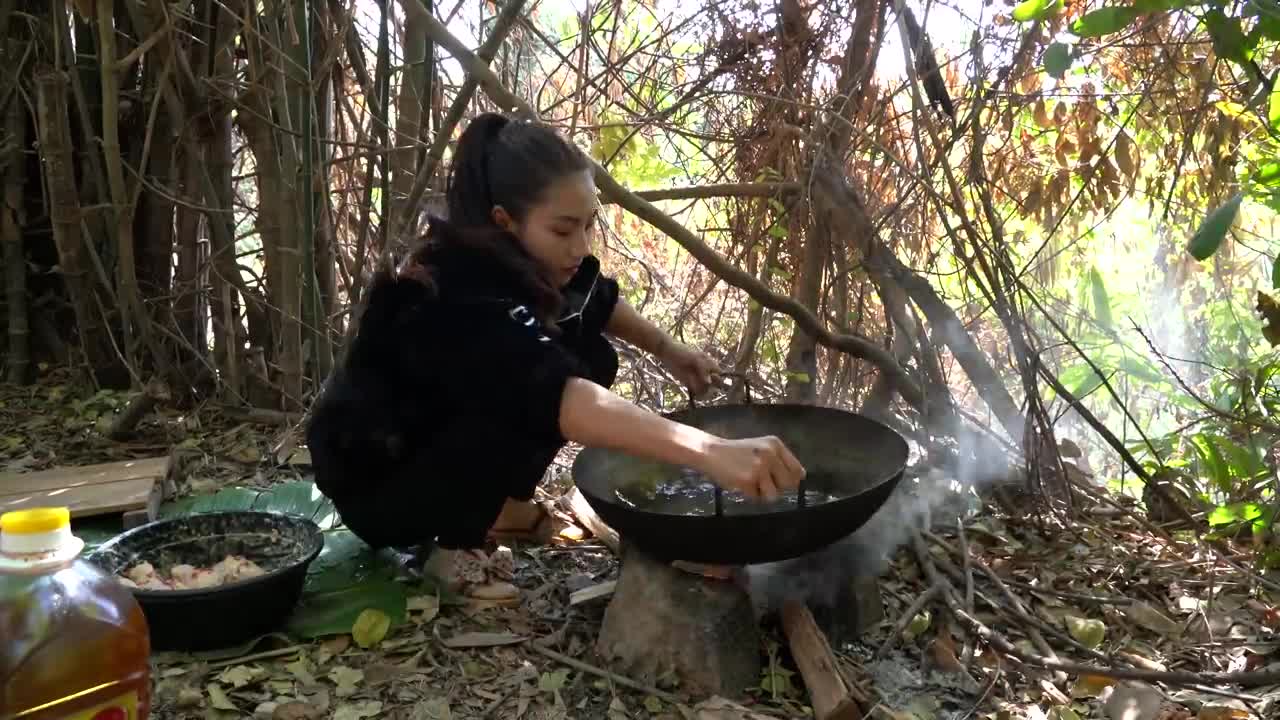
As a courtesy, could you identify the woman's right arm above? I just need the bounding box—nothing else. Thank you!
[557,378,805,500]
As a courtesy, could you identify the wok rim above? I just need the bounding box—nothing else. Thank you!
[573,402,910,518]
[86,509,325,600]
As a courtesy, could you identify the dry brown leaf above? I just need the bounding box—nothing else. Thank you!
[1196,706,1251,720]
[1124,600,1182,637]
[1035,102,1053,128]
[273,702,322,720]
[1054,101,1069,126]
[1071,674,1117,698]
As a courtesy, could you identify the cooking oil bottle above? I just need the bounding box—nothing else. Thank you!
[0,507,151,720]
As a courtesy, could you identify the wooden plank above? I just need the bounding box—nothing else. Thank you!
[0,476,156,518]
[0,457,168,494]
[0,456,169,520]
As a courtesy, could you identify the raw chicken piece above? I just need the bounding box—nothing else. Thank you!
[125,562,157,586]
[169,564,197,588]
[118,554,266,591]
[212,555,266,583]
[189,569,221,588]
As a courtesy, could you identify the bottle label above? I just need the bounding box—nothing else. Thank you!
[53,690,139,720]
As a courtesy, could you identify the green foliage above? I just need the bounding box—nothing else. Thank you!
[1186,193,1243,261]
[1071,7,1140,37]
[1044,42,1073,79]
[1013,0,1062,22]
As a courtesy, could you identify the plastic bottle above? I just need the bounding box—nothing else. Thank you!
[0,507,151,720]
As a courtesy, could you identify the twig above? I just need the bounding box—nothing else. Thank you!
[909,533,1278,690]
[108,378,170,440]
[206,644,305,670]
[479,683,520,719]
[874,582,941,661]
[527,640,682,704]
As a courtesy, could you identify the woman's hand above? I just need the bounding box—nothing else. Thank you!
[698,436,806,501]
[658,341,719,397]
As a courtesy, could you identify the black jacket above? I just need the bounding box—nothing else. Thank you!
[306,239,621,520]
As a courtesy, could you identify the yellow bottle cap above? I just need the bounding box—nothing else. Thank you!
[0,507,71,535]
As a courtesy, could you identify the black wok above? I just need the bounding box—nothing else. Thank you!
[571,402,909,565]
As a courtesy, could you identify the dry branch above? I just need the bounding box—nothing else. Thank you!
[408,4,926,409]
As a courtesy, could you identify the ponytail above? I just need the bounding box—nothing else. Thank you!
[446,112,510,228]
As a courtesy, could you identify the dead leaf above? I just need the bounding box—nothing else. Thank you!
[1124,600,1182,637]
[217,665,264,689]
[1071,674,1117,698]
[328,666,363,698]
[1104,683,1163,720]
[409,698,453,720]
[351,608,390,649]
[272,701,321,720]
[254,701,279,720]
[1065,615,1106,649]
[609,696,630,720]
[207,684,238,712]
[1197,703,1252,720]
[332,701,383,720]
[176,687,203,708]
[928,631,966,673]
[285,657,317,686]
[1049,708,1083,720]
[408,594,440,624]
[442,631,525,648]
[1258,292,1280,347]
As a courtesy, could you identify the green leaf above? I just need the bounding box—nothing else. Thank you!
[1272,253,1280,290]
[1187,193,1242,260]
[1088,267,1114,329]
[1258,162,1280,187]
[1190,433,1232,494]
[1269,80,1280,131]
[1012,0,1061,22]
[1134,0,1185,11]
[1206,10,1250,65]
[286,580,408,639]
[1044,42,1073,79]
[1071,7,1140,37]
[1208,501,1265,527]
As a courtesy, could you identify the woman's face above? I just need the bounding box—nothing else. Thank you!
[494,169,598,288]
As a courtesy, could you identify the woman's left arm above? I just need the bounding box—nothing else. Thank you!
[604,298,671,357]
[605,298,719,395]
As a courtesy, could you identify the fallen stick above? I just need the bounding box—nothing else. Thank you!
[874,582,940,661]
[108,378,170,440]
[779,600,862,720]
[569,580,617,606]
[908,533,1278,690]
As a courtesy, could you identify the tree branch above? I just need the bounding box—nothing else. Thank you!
[409,2,925,409]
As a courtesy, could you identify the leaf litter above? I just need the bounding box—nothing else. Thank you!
[6,380,1280,719]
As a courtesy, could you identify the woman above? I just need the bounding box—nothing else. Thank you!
[307,113,805,601]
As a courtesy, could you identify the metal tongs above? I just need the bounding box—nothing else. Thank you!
[686,372,806,518]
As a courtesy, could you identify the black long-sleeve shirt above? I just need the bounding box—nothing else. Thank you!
[305,238,620,547]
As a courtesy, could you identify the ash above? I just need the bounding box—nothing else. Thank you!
[844,643,984,720]
[742,464,981,619]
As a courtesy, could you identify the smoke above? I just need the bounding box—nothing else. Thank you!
[744,419,1017,628]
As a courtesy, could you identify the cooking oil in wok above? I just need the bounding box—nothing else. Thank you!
[615,468,840,516]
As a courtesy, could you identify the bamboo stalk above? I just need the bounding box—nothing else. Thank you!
[96,0,143,374]
[2,62,25,383]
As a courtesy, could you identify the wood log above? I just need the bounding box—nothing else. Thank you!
[779,599,862,720]
[596,544,760,699]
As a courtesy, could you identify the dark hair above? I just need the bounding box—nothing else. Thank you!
[446,112,591,229]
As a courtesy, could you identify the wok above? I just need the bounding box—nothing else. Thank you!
[571,399,909,565]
